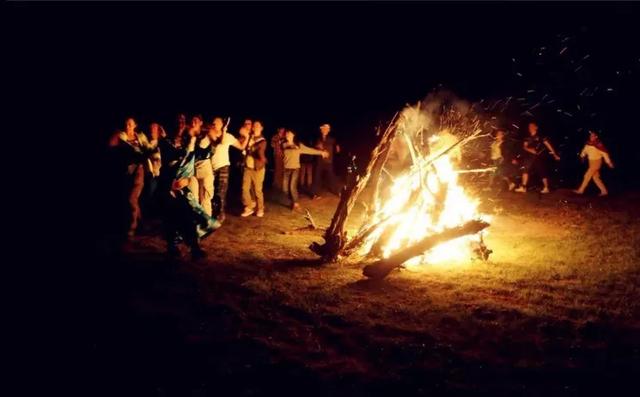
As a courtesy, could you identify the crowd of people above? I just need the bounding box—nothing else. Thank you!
[106,114,342,258]
[105,114,614,260]
[487,121,614,196]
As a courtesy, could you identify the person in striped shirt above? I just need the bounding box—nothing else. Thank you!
[574,130,614,196]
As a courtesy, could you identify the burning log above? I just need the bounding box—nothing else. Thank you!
[362,220,490,280]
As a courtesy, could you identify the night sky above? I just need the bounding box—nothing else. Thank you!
[7,2,640,185]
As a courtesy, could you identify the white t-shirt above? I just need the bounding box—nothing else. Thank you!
[210,133,239,170]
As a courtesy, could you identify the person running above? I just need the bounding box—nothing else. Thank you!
[271,127,286,190]
[118,117,154,237]
[241,121,268,217]
[281,129,328,210]
[488,129,516,191]
[514,121,561,194]
[574,130,614,196]
[311,123,341,199]
[208,117,249,222]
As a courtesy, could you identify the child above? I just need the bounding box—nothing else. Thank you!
[574,130,614,196]
[281,129,328,210]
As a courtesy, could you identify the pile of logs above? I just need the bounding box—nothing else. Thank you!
[309,105,491,279]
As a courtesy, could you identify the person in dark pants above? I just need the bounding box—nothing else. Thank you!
[281,129,328,210]
[158,127,220,259]
[208,117,248,222]
[514,122,561,194]
[311,123,341,199]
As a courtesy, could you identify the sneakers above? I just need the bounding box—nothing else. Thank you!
[540,187,550,194]
[598,192,608,197]
[256,210,264,218]
[514,186,527,193]
[241,207,255,217]
[508,182,516,191]
[573,189,584,195]
[292,202,301,211]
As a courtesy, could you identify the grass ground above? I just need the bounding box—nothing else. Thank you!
[93,187,640,396]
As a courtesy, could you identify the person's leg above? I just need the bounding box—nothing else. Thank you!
[254,168,266,214]
[312,162,323,196]
[327,165,340,195]
[241,168,255,210]
[283,169,292,204]
[128,165,145,235]
[274,159,283,190]
[576,165,595,193]
[305,163,313,189]
[299,163,307,189]
[290,169,300,207]
[216,166,230,220]
[589,159,607,195]
[197,162,214,216]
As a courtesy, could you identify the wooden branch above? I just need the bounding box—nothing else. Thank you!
[304,209,318,230]
[362,220,490,280]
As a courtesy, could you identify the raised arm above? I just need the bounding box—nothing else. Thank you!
[300,143,328,157]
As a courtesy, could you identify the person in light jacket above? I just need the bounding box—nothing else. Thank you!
[281,129,328,210]
[574,130,614,196]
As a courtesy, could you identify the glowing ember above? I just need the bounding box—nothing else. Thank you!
[359,127,490,267]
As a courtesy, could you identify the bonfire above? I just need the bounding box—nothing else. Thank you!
[311,100,492,279]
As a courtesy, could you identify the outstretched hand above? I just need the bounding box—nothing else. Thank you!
[321,151,330,159]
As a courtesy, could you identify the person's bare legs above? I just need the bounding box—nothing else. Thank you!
[592,170,608,195]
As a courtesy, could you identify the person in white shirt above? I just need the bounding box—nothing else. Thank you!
[207,117,248,222]
[574,130,614,196]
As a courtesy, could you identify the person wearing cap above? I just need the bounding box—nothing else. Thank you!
[311,123,341,198]
[574,130,614,196]
[241,121,268,217]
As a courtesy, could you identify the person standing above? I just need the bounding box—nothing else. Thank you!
[241,121,268,217]
[574,130,614,196]
[118,117,153,237]
[160,134,220,259]
[142,122,163,216]
[298,132,315,196]
[311,123,341,199]
[488,130,516,191]
[514,122,561,194]
[208,117,249,222]
[187,115,215,217]
[281,129,328,210]
[271,127,286,190]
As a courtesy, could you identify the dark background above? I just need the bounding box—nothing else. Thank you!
[7,2,640,190]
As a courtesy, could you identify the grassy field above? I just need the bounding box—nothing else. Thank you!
[95,188,640,396]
